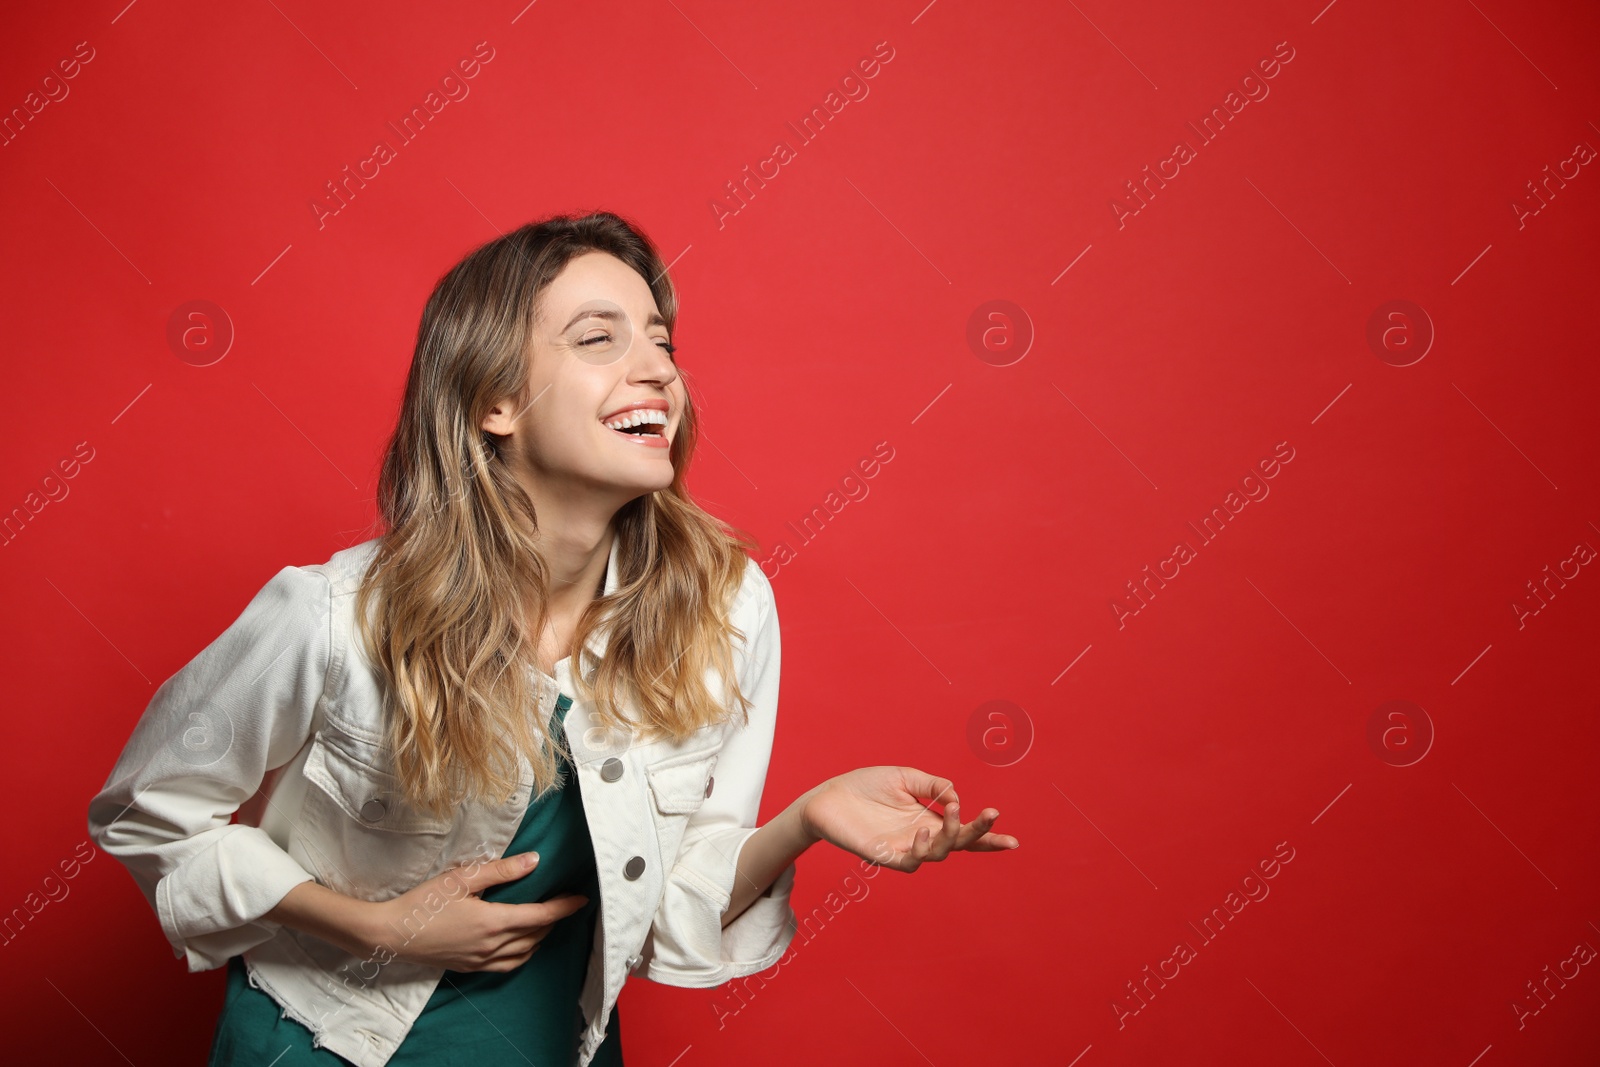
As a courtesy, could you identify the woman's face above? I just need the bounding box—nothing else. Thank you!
[486,250,686,501]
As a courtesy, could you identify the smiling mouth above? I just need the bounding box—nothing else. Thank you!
[604,422,666,439]
[600,414,670,448]
[600,408,669,439]
[606,425,668,444]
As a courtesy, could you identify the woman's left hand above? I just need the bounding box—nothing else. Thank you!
[799,766,1019,872]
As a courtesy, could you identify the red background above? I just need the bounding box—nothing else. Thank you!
[4,0,1598,1063]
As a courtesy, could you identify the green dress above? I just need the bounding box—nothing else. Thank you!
[208,694,624,1066]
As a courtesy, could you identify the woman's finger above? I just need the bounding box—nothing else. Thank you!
[478,942,539,972]
[976,832,1020,851]
[910,824,932,868]
[954,808,999,850]
[934,800,960,858]
[473,927,550,972]
[901,767,957,810]
[965,829,1020,851]
[493,894,588,936]
[914,825,931,866]
[487,927,546,959]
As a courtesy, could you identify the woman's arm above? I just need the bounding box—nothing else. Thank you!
[786,766,1019,871]
[722,787,820,928]
[86,564,334,972]
[265,880,383,958]
[268,854,595,973]
[722,765,1018,928]
[641,564,802,985]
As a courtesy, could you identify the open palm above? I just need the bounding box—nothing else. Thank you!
[800,766,1019,872]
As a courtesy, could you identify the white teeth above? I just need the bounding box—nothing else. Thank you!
[602,408,668,433]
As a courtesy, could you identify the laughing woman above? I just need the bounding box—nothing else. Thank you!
[87,211,1019,1067]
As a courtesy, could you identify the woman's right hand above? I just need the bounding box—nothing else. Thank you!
[268,857,595,972]
[366,851,590,972]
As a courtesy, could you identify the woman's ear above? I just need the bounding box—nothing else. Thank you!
[482,396,518,436]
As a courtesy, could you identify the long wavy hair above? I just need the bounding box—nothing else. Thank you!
[355,210,761,820]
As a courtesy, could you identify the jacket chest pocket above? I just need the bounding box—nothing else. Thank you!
[295,729,455,902]
[644,747,718,864]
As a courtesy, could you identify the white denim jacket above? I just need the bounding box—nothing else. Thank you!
[86,535,798,1067]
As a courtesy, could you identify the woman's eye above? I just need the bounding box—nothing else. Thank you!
[574,333,674,357]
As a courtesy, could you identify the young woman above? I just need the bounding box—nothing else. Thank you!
[87,211,1019,1067]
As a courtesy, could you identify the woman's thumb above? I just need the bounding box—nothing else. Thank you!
[904,768,957,807]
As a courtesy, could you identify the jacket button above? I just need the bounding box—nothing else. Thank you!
[623,855,646,880]
[626,953,642,971]
[359,798,386,822]
[600,758,624,782]
[705,775,714,798]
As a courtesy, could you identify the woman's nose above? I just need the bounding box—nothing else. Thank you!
[630,335,678,383]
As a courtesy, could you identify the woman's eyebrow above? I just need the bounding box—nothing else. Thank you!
[561,308,668,330]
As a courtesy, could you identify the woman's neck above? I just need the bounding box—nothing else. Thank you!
[529,527,613,677]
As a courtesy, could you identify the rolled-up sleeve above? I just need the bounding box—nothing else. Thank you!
[85,564,331,973]
[642,564,799,987]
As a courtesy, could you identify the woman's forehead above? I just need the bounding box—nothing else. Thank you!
[538,252,662,326]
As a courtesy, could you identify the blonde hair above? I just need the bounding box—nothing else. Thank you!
[355,211,759,819]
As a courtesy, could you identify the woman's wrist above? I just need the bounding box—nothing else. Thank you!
[266,879,391,958]
[794,780,829,848]
[724,793,820,926]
